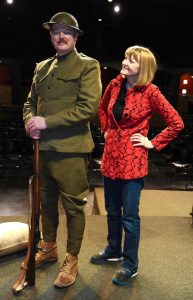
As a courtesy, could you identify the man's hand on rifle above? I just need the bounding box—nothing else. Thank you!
[27,116,47,131]
[27,116,47,139]
[28,129,41,140]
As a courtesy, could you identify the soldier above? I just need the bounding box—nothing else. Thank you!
[23,12,102,288]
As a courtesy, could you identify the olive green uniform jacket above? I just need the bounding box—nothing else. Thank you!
[23,49,102,153]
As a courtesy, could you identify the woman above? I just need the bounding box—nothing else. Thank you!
[90,45,184,285]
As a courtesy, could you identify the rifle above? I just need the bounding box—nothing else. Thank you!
[12,140,40,294]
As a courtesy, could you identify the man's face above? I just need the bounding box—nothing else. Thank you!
[50,24,77,56]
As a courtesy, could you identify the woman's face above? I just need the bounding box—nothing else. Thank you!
[120,54,140,79]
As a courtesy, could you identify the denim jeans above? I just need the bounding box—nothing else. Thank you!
[104,176,144,270]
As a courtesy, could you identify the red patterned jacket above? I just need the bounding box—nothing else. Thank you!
[98,74,184,180]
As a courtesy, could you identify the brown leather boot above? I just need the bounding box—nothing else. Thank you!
[54,253,78,288]
[35,240,58,267]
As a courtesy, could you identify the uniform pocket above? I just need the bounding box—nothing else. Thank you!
[57,72,80,81]
[54,73,80,99]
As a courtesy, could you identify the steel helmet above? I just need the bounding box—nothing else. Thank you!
[43,12,83,36]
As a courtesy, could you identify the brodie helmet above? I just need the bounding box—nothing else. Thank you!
[42,12,83,36]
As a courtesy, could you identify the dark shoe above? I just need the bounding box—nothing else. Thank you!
[112,267,138,285]
[54,253,78,288]
[35,240,58,267]
[90,249,123,264]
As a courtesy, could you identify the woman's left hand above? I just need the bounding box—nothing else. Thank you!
[130,133,154,149]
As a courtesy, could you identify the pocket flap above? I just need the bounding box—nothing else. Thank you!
[57,73,80,81]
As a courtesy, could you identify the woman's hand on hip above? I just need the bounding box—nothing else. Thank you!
[130,133,154,149]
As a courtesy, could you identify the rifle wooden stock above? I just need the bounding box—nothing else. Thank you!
[12,140,40,294]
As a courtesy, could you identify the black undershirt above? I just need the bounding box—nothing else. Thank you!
[113,79,127,122]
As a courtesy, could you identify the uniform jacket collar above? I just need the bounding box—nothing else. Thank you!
[54,48,78,62]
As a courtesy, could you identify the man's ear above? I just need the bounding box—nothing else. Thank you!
[74,33,78,42]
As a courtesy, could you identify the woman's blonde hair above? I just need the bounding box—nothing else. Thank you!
[125,45,157,86]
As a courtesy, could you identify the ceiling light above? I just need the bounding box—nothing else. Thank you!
[114,5,120,13]
[6,0,14,4]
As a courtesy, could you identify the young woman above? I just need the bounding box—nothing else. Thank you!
[90,45,184,285]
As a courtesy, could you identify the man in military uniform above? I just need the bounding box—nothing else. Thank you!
[23,12,102,288]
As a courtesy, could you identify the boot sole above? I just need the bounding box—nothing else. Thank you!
[54,272,78,288]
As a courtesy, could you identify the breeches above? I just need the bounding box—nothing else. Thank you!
[39,151,89,256]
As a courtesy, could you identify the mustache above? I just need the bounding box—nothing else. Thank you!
[57,37,67,43]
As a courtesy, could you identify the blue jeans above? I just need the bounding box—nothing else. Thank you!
[104,176,144,270]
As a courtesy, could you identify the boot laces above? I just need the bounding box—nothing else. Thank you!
[61,257,70,273]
